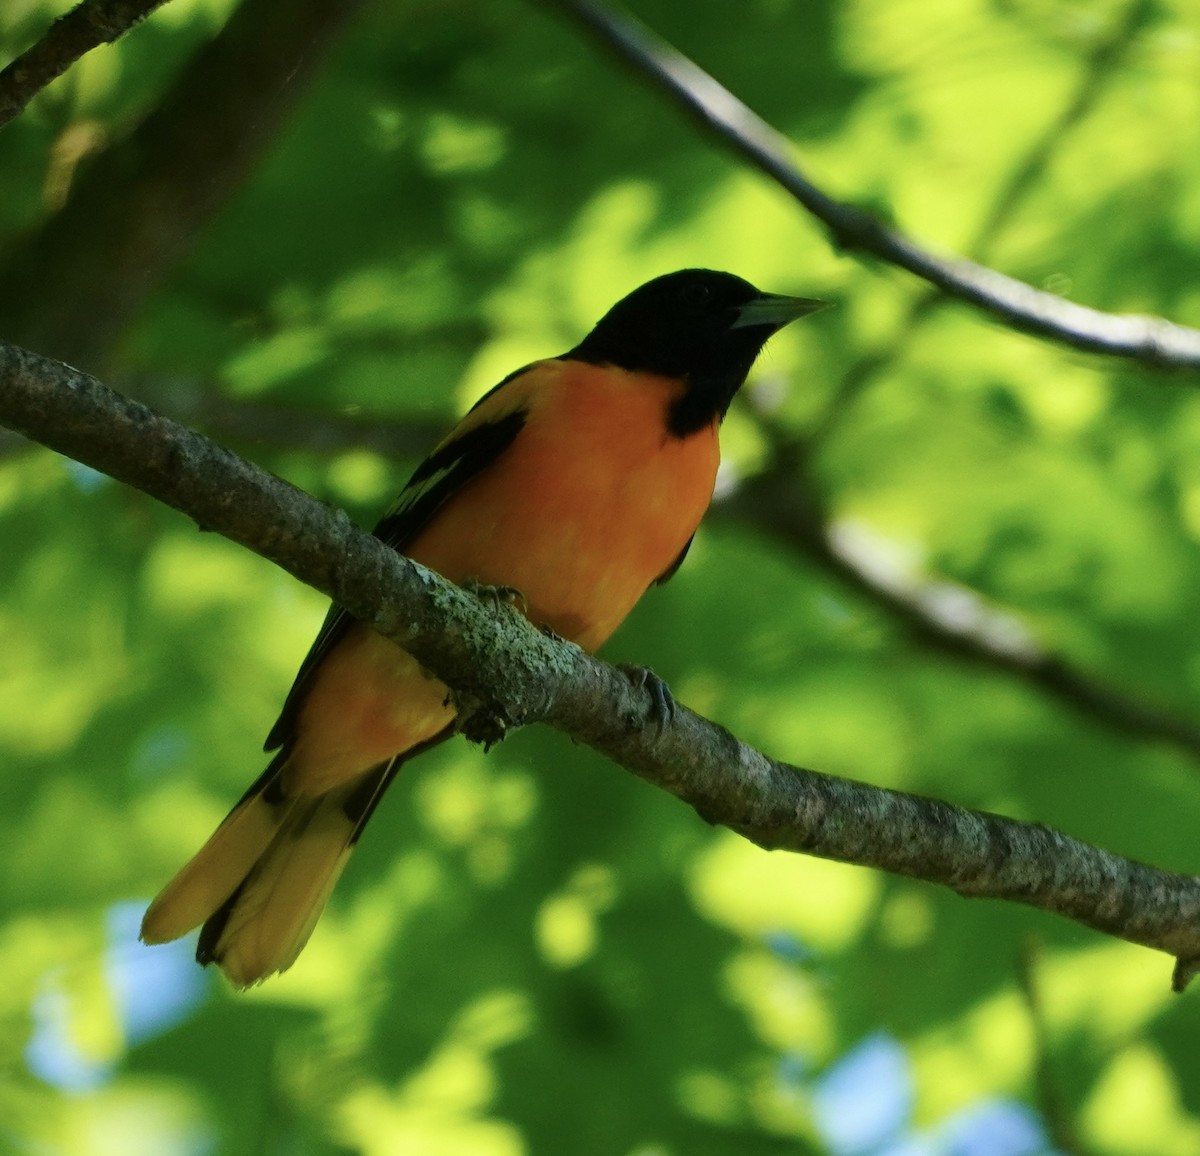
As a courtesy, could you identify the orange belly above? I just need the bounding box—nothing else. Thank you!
[289,360,720,791]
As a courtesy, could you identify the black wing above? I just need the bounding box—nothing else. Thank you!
[653,532,695,586]
[264,405,528,752]
[370,409,526,549]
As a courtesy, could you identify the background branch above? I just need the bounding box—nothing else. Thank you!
[0,386,449,464]
[0,0,365,371]
[2,0,1194,1140]
[543,0,1200,371]
[67,369,1197,765]
[713,426,1200,763]
[811,0,1155,442]
[0,0,170,130]
[5,339,1200,990]
[10,351,1183,759]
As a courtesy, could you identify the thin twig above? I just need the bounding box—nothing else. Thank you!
[548,0,1200,760]
[178,395,447,459]
[0,0,170,130]
[0,389,448,465]
[5,339,1200,990]
[542,0,1200,371]
[813,0,1156,441]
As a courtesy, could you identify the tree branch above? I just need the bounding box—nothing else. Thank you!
[0,0,171,131]
[0,0,365,370]
[541,0,1200,371]
[811,0,1154,443]
[0,385,449,465]
[4,340,1200,991]
[15,358,1186,765]
[64,372,1198,767]
[713,434,1200,762]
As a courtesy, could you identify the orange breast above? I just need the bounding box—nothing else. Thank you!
[289,360,720,791]
[406,360,720,651]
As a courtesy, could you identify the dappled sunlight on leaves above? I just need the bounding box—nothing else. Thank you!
[1082,1045,1200,1156]
[909,987,1035,1121]
[24,1081,215,1156]
[337,990,531,1156]
[5,0,1200,1149]
[723,947,835,1060]
[1039,941,1175,1046]
[690,832,881,954]
[535,863,617,969]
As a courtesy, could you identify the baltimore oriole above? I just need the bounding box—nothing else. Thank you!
[141,268,826,985]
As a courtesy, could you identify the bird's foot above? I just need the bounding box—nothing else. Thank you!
[618,664,676,736]
[463,579,528,616]
[458,582,530,750]
[457,700,511,752]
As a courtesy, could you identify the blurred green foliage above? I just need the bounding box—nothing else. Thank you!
[4,0,1200,1152]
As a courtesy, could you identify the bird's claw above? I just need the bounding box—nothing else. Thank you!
[618,664,676,736]
[464,580,528,616]
[457,701,510,752]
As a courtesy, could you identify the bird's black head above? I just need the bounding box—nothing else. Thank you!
[566,268,827,436]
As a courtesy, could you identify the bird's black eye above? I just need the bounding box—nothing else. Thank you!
[678,282,713,307]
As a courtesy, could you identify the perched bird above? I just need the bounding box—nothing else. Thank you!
[140,268,826,986]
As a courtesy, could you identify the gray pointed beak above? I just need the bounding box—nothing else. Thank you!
[731,293,832,330]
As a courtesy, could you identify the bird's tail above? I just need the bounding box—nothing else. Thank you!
[140,753,402,988]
